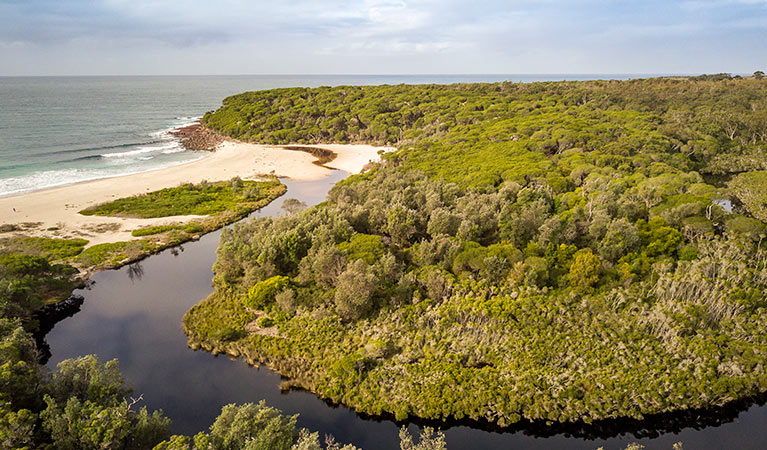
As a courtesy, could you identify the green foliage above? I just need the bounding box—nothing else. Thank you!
[568,249,601,293]
[39,356,171,450]
[725,215,767,236]
[75,240,157,268]
[154,402,360,450]
[0,320,40,409]
[204,78,767,187]
[44,355,132,405]
[186,77,767,427]
[246,276,292,310]
[0,254,81,324]
[256,317,274,328]
[334,260,377,320]
[399,427,447,450]
[197,402,297,450]
[1,348,171,450]
[637,217,682,257]
[338,234,385,264]
[0,404,36,449]
[80,178,284,218]
[730,171,767,222]
[213,326,245,342]
[0,236,87,260]
[183,222,205,234]
[132,225,183,237]
[130,221,205,237]
[41,395,170,450]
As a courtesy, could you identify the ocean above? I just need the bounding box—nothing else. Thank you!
[0,74,652,198]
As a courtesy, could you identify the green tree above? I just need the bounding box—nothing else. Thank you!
[41,356,170,450]
[398,427,447,450]
[195,402,297,450]
[0,404,36,450]
[0,320,41,412]
[568,249,601,293]
[334,260,377,320]
[41,396,170,450]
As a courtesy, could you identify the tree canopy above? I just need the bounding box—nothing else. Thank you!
[187,77,767,426]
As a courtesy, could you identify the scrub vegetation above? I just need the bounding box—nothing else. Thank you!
[186,76,767,426]
[80,178,285,219]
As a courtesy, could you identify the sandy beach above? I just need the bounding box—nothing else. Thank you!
[0,141,391,247]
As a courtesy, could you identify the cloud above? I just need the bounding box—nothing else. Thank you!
[0,0,765,74]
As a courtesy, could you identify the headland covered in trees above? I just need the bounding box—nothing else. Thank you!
[185,75,767,427]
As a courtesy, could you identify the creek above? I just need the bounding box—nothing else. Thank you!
[43,170,767,450]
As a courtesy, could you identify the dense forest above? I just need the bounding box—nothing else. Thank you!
[186,76,767,426]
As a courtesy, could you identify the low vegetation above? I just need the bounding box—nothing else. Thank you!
[186,76,767,427]
[0,236,88,260]
[80,178,285,218]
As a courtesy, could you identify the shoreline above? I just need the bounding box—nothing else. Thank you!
[0,140,392,248]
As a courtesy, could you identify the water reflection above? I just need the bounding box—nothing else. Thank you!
[126,262,144,282]
[40,170,767,450]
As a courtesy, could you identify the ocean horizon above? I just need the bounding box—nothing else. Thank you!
[0,74,674,198]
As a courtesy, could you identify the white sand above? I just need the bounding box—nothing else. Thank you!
[0,142,392,247]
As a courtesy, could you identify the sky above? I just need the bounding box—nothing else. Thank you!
[0,0,765,75]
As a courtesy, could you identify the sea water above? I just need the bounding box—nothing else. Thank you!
[0,74,651,198]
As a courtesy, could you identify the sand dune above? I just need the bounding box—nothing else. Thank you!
[0,142,391,247]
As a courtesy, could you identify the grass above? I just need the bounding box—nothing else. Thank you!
[80,178,284,218]
[0,236,88,261]
[131,225,183,237]
[75,240,158,267]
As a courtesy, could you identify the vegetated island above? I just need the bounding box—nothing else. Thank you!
[184,74,767,427]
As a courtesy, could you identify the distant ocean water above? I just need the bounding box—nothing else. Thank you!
[0,74,658,197]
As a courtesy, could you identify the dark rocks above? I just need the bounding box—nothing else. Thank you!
[170,122,223,152]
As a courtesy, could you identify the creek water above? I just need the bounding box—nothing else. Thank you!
[42,168,767,450]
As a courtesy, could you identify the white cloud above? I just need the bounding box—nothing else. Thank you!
[1,0,766,74]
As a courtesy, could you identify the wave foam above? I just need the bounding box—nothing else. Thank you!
[149,116,202,139]
[0,117,203,198]
[102,142,180,159]
[0,153,207,198]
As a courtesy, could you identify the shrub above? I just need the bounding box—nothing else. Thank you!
[256,317,274,328]
[245,276,292,310]
[132,225,180,237]
[213,326,244,342]
[334,260,377,320]
[337,234,385,264]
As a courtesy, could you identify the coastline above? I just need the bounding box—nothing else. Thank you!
[0,140,391,248]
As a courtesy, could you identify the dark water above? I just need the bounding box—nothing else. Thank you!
[43,171,767,450]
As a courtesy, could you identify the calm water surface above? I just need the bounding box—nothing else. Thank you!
[44,172,767,450]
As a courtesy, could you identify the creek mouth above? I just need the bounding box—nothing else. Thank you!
[38,170,767,450]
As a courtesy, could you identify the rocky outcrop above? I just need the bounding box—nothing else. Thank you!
[171,123,223,151]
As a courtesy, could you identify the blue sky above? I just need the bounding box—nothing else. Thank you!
[0,0,765,75]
